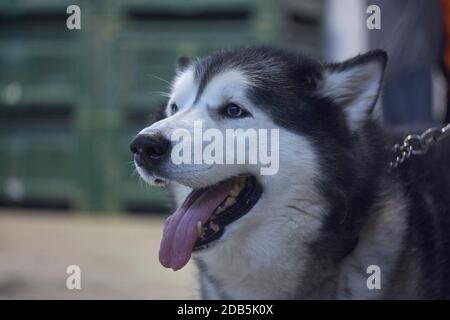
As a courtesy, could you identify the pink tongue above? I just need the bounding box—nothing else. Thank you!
[159,182,232,270]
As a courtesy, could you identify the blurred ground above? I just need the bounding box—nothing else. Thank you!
[0,209,199,299]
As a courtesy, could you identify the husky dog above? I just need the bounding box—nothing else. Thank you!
[130,47,450,299]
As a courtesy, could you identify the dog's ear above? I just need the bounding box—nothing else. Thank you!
[176,56,192,74]
[321,50,387,128]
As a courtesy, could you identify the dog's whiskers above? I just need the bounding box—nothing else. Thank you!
[150,91,171,98]
[287,203,322,221]
[146,74,171,86]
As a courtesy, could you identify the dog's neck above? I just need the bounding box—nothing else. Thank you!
[195,186,407,299]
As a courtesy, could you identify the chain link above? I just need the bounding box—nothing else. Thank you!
[389,123,450,170]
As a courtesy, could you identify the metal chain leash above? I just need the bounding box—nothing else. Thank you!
[389,123,450,170]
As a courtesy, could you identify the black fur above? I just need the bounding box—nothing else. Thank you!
[176,56,191,74]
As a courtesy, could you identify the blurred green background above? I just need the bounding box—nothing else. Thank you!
[0,0,323,213]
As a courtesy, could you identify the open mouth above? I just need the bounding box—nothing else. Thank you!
[159,175,262,270]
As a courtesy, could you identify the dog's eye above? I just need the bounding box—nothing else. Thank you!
[170,103,178,114]
[223,103,250,119]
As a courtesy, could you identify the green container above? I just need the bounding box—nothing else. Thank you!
[0,122,82,206]
[0,40,80,108]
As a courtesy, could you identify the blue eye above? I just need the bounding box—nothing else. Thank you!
[170,103,178,114]
[224,103,249,118]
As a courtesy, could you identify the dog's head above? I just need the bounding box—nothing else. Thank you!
[130,47,387,270]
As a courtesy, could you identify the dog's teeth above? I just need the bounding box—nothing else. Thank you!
[224,197,236,208]
[229,185,241,197]
[209,221,220,233]
[197,221,203,237]
[216,206,225,214]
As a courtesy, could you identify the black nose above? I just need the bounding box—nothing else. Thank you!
[130,133,170,167]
